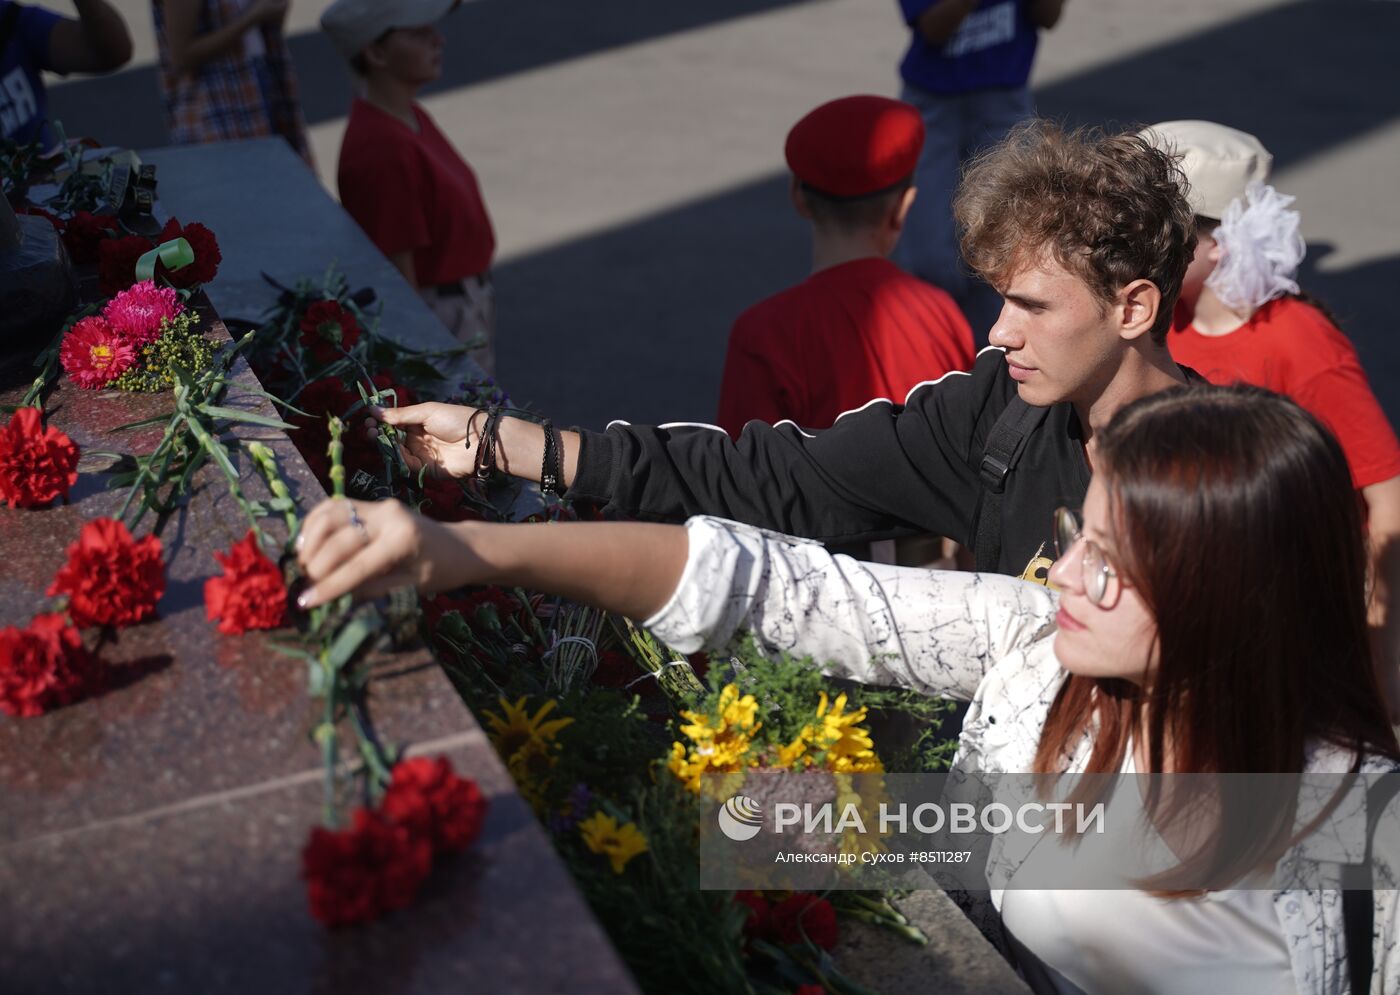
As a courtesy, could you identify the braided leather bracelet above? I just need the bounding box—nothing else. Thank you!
[473,405,503,481]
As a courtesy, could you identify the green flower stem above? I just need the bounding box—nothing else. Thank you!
[349,694,394,792]
[315,696,340,829]
[832,904,928,945]
[327,416,346,498]
[183,405,264,544]
[247,441,300,542]
[116,413,184,525]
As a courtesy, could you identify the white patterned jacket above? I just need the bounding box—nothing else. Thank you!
[644,517,1400,995]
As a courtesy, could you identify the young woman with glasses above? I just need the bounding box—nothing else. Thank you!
[296,384,1400,994]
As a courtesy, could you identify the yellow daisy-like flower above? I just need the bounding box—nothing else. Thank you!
[668,684,763,793]
[812,692,883,773]
[484,696,574,761]
[579,812,649,874]
[774,692,883,773]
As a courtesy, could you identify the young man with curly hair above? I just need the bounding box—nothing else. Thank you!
[372,121,1198,584]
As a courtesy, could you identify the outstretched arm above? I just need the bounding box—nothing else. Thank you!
[295,502,1055,699]
[295,498,685,621]
[369,348,1007,544]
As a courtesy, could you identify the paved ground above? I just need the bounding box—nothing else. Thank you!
[48,0,1400,429]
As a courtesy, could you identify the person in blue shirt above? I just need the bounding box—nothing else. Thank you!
[0,0,132,148]
[893,0,1063,333]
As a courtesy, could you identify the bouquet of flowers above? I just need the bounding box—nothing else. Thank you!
[58,280,213,392]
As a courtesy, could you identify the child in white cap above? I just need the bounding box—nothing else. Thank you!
[1143,119,1400,696]
[321,0,497,376]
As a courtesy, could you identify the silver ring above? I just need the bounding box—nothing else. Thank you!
[347,505,369,543]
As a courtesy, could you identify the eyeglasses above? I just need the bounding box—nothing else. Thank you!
[1053,506,1120,606]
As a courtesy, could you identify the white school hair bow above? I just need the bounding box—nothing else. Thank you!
[1205,181,1307,313]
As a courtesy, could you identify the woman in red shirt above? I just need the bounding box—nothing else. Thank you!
[321,0,498,377]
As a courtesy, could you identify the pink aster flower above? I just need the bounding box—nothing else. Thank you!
[59,316,137,389]
[102,280,184,347]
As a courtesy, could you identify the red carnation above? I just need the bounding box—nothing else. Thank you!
[298,300,361,364]
[380,755,489,855]
[47,518,165,628]
[204,530,287,635]
[301,808,433,927]
[97,234,155,296]
[62,211,119,264]
[288,377,372,481]
[770,894,839,950]
[157,217,221,287]
[0,407,79,509]
[0,613,99,717]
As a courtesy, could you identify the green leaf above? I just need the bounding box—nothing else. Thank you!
[307,659,329,697]
[196,404,294,431]
[324,615,375,672]
[109,413,175,432]
[265,643,313,660]
[134,236,194,282]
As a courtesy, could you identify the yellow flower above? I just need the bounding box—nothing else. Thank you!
[484,696,574,761]
[773,692,883,773]
[718,683,759,730]
[667,683,762,793]
[667,741,706,793]
[776,726,815,769]
[579,812,649,874]
[812,692,883,773]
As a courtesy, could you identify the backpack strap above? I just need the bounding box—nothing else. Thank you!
[974,396,1048,573]
[1343,771,1400,995]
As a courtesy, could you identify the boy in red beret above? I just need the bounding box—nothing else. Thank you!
[715,95,974,439]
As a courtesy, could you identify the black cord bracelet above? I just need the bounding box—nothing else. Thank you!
[474,405,503,481]
[540,419,563,496]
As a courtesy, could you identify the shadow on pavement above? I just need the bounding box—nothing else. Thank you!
[47,0,815,149]
[495,173,806,429]
[1034,1,1400,172]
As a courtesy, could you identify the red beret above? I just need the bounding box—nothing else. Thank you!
[784,95,924,198]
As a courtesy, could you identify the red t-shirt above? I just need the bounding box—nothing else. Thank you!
[716,257,974,437]
[1168,296,1400,489]
[336,98,495,286]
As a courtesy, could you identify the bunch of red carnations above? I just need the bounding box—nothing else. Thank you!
[301,755,489,926]
[0,517,165,717]
[96,217,222,296]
